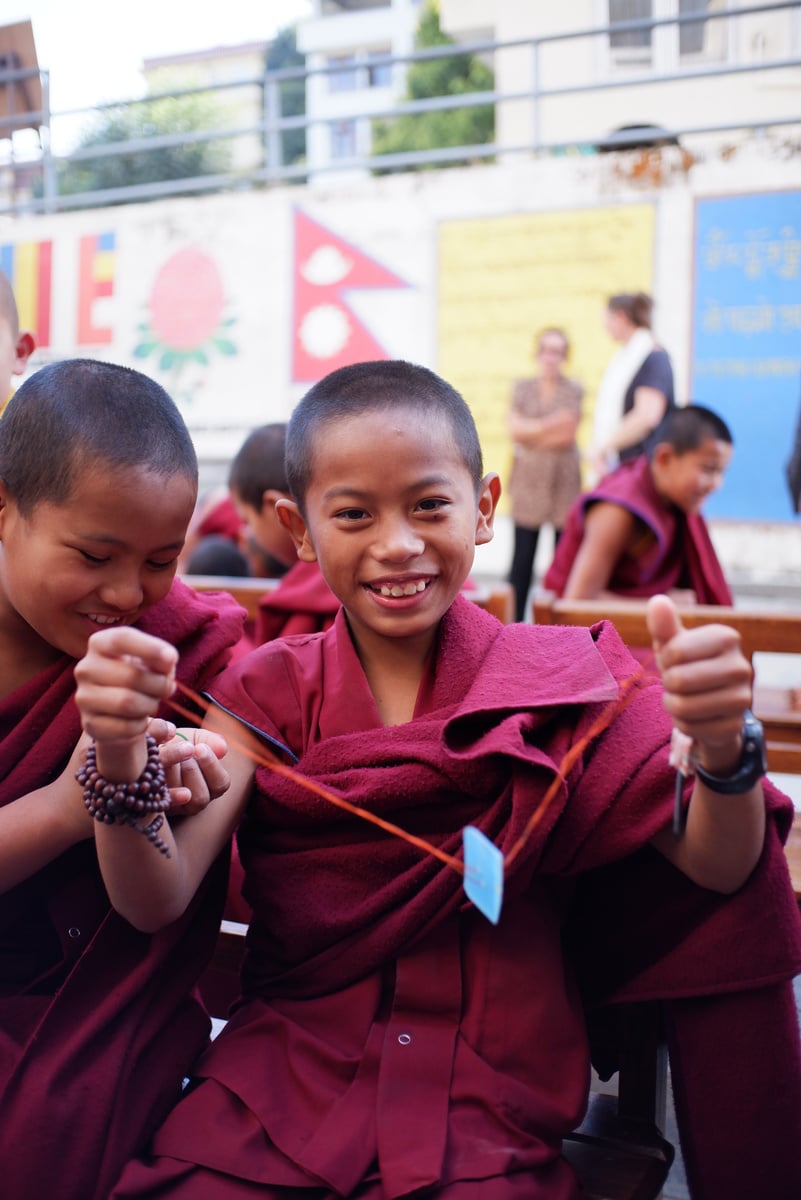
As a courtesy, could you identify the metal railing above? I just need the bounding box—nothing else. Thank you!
[0,2,799,215]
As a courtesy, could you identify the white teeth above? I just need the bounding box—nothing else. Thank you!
[377,580,427,597]
[89,614,122,626]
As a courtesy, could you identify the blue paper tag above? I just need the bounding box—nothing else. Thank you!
[462,825,504,925]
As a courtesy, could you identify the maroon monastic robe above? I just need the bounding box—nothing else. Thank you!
[256,559,338,644]
[114,597,801,1199]
[0,579,245,1200]
[544,455,733,604]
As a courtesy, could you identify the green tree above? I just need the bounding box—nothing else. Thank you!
[371,2,494,170]
[266,26,306,166]
[53,91,231,203]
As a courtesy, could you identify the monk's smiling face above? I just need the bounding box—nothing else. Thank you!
[277,405,499,661]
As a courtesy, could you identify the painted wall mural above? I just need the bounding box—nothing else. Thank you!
[0,238,52,347]
[77,232,115,345]
[1,231,118,351]
[690,189,801,522]
[133,246,237,384]
[292,209,409,383]
[1,174,799,537]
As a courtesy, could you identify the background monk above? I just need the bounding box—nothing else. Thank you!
[0,359,244,1200]
[76,361,800,1200]
[227,421,338,644]
[544,404,734,605]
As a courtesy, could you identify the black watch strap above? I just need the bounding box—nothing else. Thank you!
[693,710,767,795]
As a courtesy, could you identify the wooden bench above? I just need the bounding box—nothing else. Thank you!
[532,592,801,773]
[532,591,801,904]
[183,574,517,625]
[183,573,277,624]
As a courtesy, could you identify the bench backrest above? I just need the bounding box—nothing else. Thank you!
[532,593,801,660]
[532,591,801,769]
[183,575,517,625]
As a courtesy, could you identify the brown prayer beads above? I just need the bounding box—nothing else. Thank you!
[76,733,172,857]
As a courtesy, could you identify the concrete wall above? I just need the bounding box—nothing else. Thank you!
[2,137,800,587]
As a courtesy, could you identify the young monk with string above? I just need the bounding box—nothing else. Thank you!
[0,359,245,1199]
[75,360,801,1199]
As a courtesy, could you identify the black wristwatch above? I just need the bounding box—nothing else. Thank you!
[693,710,767,795]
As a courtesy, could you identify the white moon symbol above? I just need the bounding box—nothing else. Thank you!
[301,245,352,286]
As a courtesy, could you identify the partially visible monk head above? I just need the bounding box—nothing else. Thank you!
[228,422,296,568]
[0,358,198,661]
[0,357,197,516]
[285,360,485,515]
[647,403,733,515]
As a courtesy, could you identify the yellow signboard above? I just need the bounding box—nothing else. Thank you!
[437,205,655,497]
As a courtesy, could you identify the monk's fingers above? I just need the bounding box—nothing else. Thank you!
[661,677,753,742]
[158,727,229,762]
[74,680,170,743]
[655,624,749,682]
[165,743,231,814]
[146,717,179,745]
[84,626,178,674]
[75,653,176,709]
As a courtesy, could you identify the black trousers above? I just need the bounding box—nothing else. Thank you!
[508,524,562,623]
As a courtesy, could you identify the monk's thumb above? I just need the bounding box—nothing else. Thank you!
[647,594,683,651]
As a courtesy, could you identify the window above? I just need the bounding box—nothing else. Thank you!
[609,0,653,66]
[328,55,359,93]
[678,0,726,64]
[606,0,728,71]
[327,48,393,92]
[330,119,357,159]
[367,49,393,88]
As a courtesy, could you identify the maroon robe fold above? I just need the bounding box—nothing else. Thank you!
[115,597,801,1199]
[544,454,733,604]
[0,579,245,1200]
[256,559,338,644]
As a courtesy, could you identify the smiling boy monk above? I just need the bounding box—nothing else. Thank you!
[545,404,734,605]
[0,358,244,1200]
[75,362,800,1199]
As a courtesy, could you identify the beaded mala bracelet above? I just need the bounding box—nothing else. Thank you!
[76,734,172,857]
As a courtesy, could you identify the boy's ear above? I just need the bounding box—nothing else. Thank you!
[0,477,10,531]
[651,442,676,470]
[475,472,501,546]
[13,331,35,374]
[275,498,317,562]
[259,487,288,517]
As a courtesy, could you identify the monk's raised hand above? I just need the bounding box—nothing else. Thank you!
[74,627,177,745]
[646,593,752,765]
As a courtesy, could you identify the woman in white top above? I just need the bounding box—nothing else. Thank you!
[588,291,675,482]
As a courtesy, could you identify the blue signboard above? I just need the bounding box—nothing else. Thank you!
[691,191,801,521]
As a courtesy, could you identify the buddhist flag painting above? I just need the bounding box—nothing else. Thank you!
[77,231,116,345]
[0,239,52,347]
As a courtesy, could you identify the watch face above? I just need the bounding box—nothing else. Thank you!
[743,712,768,774]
